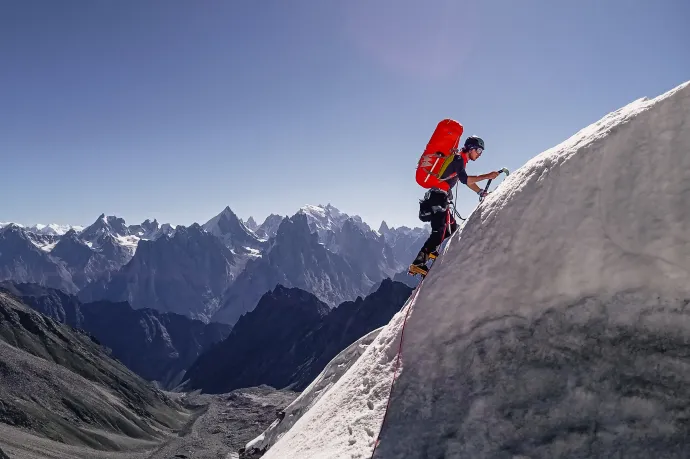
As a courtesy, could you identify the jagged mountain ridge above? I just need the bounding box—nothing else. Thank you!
[379,221,430,267]
[79,223,237,322]
[255,213,285,239]
[328,218,402,283]
[51,228,127,288]
[212,213,371,325]
[2,206,427,323]
[243,216,259,232]
[0,222,83,236]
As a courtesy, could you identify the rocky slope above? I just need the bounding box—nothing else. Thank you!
[0,290,187,452]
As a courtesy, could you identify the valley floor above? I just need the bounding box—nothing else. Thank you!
[0,386,298,459]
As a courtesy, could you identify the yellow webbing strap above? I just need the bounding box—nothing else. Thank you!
[435,154,455,179]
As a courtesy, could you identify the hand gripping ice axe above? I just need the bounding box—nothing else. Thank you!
[480,167,510,202]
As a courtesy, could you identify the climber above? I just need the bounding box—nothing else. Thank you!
[410,135,499,275]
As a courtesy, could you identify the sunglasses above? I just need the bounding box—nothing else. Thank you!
[474,147,483,154]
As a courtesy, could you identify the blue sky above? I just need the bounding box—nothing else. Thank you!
[2,0,688,230]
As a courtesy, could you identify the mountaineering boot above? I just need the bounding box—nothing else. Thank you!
[408,250,430,277]
[429,250,439,260]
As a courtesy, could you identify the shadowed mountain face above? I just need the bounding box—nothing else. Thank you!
[0,281,83,326]
[187,285,331,393]
[50,229,130,289]
[0,290,186,451]
[1,282,230,389]
[185,279,413,394]
[79,300,231,389]
[0,225,77,293]
[256,214,284,239]
[288,278,413,390]
[327,218,401,285]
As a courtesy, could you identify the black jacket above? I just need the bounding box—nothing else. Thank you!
[439,154,469,190]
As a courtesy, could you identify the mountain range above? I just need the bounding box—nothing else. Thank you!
[0,204,428,324]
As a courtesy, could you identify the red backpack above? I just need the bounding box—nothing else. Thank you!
[415,119,464,192]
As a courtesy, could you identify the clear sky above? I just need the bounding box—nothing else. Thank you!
[2,0,689,230]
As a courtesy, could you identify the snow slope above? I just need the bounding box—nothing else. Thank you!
[244,328,382,455]
[260,80,690,458]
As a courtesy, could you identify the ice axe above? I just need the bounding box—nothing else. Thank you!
[480,167,510,201]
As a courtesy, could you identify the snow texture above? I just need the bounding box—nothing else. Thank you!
[245,327,382,453]
[260,80,690,458]
[298,204,374,241]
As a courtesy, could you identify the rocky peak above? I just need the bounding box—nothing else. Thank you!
[379,220,391,236]
[245,216,259,231]
[275,214,318,247]
[128,218,161,239]
[256,284,331,318]
[142,218,158,231]
[203,206,262,250]
[257,214,284,239]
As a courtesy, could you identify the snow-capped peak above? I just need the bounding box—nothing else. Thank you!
[80,214,130,240]
[298,204,347,233]
[244,216,259,232]
[77,213,142,258]
[0,222,26,235]
[297,204,376,241]
[30,223,84,236]
[0,222,20,230]
[0,222,82,236]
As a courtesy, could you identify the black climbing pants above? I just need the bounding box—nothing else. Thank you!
[421,210,457,253]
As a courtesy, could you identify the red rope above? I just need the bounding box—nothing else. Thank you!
[370,208,451,457]
[369,283,420,457]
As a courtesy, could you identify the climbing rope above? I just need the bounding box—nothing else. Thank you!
[369,283,419,458]
[370,208,453,458]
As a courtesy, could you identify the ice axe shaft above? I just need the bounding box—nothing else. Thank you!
[481,167,510,200]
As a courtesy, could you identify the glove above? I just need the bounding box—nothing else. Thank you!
[477,190,489,200]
